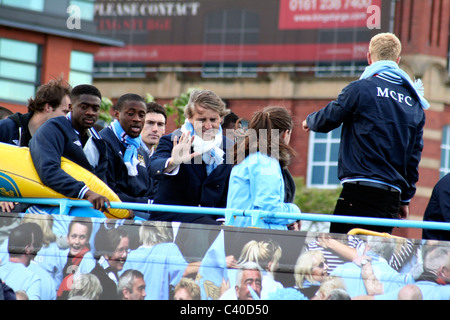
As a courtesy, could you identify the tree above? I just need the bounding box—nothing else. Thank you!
[145,88,200,128]
[99,96,113,125]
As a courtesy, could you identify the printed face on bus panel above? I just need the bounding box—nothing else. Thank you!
[116,100,147,138]
[235,269,262,300]
[107,236,129,273]
[141,112,166,147]
[311,256,329,283]
[67,222,90,257]
[188,104,221,141]
[71,94,101,132]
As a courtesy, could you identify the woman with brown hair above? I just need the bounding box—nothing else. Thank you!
[226,106,301,229]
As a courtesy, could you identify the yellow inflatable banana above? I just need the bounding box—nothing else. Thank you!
[0,142,130,219]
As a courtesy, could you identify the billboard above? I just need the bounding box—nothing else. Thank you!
[1,212,450,301]
[278,0,382,30]
[94,0,392,65]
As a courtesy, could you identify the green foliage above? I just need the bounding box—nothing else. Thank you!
[293,177,341,214]
[144,93,154,103]
[161,87,200,128]
[99,96,113,124]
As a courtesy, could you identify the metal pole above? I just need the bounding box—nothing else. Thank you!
[1,196,449,232]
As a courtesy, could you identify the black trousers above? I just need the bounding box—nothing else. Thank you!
[329,182,401,234]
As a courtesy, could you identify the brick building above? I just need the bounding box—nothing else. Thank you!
[91,0,450,239]
[1,1,449,239]
[0,0,122,113]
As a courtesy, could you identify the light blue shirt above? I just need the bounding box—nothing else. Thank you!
[28,260,56,300]
[120,242,188,300]
[34,243,95,292]
[34,242,64,291]
[331,257,414,298]
[0,261,41,300]
[226,152,300,229]
[374,281,450,300]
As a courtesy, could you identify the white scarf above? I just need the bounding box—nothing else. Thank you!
[180,119,224,170]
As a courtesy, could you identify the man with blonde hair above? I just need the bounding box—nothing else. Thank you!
[368,32,402,62]
[303,32,428,234]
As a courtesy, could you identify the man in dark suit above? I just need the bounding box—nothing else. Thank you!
[149,89,233,225]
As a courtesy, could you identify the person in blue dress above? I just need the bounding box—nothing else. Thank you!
[226,106,301,230]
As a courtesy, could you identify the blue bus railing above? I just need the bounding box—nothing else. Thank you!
[1,196,449,232]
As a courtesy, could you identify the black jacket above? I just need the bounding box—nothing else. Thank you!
[100,127,155,203]
[0,112,33,146]
[149,129,234,223]
[306,75,425,202]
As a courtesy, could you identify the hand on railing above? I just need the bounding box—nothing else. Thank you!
[0,201,17,213]
[84,190,111,213]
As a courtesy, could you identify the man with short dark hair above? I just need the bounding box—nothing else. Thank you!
[28,84,111,217]
[141,101,167,157]
[0,223,43,300]
[100,94,155,219]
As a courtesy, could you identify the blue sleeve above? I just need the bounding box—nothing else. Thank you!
[149,133,174,179]
[166,244,188,287]
[0,118,18,145]
[248,155,301,226]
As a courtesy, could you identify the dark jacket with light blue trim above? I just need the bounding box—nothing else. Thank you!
[149,129,234,223]
[306,75,425,203]
[99,127,155,203]
[29,116,108,199]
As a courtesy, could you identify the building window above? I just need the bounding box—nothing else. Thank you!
[0,0,44,11]
[70,0,94,21]
[440,125,450,178]
[0,38,40,104]
[41,0,94,21]
[202,9,259,78]
[69,51,93,86]
[307,126,341,188]
[0,0,94,20]
[315,61,367,78]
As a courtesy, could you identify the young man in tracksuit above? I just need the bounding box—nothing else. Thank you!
[29,84,111,217]
[0,78,71,213]
[0,77,71,147]
[302,33,428,234]
[99,93,155,220]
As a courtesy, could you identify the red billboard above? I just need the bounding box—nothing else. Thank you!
[94,0,392,65]
[279,0,382,30]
